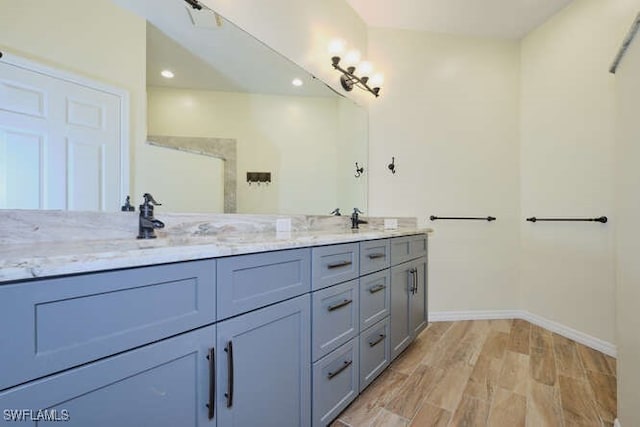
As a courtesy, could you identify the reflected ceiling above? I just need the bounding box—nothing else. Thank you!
[117,0,339,97]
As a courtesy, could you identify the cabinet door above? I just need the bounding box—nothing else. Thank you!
[0,325,216,427]
[390,263,412,361]
[409,258,428,338]
[216,295,311,427]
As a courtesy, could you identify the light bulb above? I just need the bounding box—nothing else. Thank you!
[292,78,303,87]
[359,61,373,77]
[328,39,346,56]
[343,50,361,68]
[370,73,384,87]
[161,69,175,79]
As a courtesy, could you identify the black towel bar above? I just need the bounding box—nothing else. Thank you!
[430,216,496,222]
[526,216,608,223]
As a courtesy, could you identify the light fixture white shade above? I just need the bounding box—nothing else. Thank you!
[161,69,175,79]
[370,73,384,87]
[328,39,346,56]
[343,50,361,68]
[359,61,373,77]
[292,78,303,87]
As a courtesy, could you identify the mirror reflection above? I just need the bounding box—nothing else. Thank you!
[0,0,368,215]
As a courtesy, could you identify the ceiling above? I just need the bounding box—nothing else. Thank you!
[345,0,575,39]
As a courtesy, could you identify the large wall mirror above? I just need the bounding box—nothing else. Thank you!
[0,0,368,216]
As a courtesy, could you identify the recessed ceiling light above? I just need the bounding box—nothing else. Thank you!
[161,70,175,79]
[292,78,303,87]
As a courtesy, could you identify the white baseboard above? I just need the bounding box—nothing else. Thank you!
[429,310,617,357]
[429,310,522,322]
[614,418,621,427]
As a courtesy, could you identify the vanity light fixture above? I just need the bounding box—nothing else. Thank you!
[292,78,303,87]
[161,69,175,79]
[329,39,382,97]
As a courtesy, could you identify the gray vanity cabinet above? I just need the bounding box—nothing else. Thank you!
[0,325,216,427]
[390,256,428,361]
[216,294,311,427]
[0,259,216,391]
[312,339,359,427]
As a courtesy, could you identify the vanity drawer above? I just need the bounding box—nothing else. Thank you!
[360,239,390,275]
[359,317,390,392]
[0,259,216,391]
[217,248,311,320]
[312,243,359,291]
[312,279,359,361]
[359,269,391,331]
[390,234,428,266]
[312,339,359,427]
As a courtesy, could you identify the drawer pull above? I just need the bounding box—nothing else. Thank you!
[369,284,386,294]
[367,253,385,260]
[206,347,215,419]
[224,341,234,408]
[327,260,353,269]
[369,334,386,347]
[328,299,353,311]
[327,360,353,379]
[408,268,417,295]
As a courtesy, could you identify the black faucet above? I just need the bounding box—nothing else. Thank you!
[331,208,342,216]
[351,208,368,229]
[137,193,165,239]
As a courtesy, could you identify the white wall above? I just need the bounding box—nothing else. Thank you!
[519,0,639,344]
[147,86,343,214]
[366,28,521,314]
[614,28,640,427]
[0,0,147,201]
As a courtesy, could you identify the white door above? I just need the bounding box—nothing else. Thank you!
[0,56,124,211]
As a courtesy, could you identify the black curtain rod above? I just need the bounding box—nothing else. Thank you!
[526,216,608,223]
[430,216,496,222]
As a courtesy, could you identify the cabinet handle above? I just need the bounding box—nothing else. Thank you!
[408,268,416,294]
[206,347,215,419]
[327,260,352,269]
[369,284,386,294]
[327,360,353,379]
[368,334,386,348]
[413,268,419,295]
[367,253,385,259]
[328,299,353,311]
[224,341,234,408]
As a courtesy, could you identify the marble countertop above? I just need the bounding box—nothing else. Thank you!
[0,227,431,283]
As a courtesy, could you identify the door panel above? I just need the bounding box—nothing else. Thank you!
[216,295,311,427]
[390,263,411,360]
[0,326,216,427]
[410,258,428,337]
[0,58,123,210]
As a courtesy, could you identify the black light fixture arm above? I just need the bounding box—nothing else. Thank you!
[184,0,203,10]
[331,57,380,97]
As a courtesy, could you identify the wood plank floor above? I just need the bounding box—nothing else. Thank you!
[332,320,617,427]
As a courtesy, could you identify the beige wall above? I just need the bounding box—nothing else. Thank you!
[366,28,521,314]
[0,0,147,199]
[519,0,639,344]
[147,86,344,214]
[614,28,640,427]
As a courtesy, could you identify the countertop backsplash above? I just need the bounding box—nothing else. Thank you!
[0,210,426,283]
[0,210,418,245]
